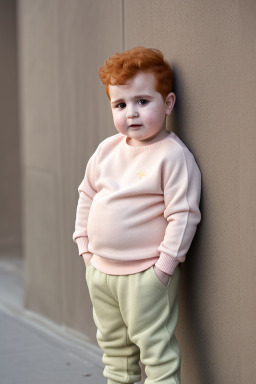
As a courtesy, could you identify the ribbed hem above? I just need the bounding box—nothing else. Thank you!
[155,252,180,275]
[90,254,159,275]
[75,237,89,256]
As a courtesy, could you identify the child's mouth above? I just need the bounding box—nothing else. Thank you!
[129,124,141,128]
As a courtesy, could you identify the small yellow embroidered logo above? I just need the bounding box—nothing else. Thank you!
[136,171,146,180]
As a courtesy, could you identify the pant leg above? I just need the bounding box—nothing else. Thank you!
[118,266,181,384]
[85,264,141,384]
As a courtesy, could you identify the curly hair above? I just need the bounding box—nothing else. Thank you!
[98,47,173,100]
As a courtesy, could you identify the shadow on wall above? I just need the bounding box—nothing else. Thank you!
[166,64,184,135]
[182,220,216,383]
[170,66,214,383]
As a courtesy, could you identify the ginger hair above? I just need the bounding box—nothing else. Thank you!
[98,47,173,100]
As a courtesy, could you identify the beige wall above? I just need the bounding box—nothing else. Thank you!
[0,0,21,254]
[16,0,256,382]
[239,2,256,382]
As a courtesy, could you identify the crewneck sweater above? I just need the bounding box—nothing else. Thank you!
[73,132,201,275]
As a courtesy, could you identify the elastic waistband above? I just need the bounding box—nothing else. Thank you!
[90,254,159,275]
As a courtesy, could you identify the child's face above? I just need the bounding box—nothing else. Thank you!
[109,72,175,146]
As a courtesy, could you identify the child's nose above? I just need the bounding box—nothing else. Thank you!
[126,105,139,119]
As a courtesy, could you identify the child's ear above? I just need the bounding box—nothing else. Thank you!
[165,92,176,116]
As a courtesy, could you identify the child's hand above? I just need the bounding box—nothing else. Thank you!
[82,252,92,267]
[153,265,171,287]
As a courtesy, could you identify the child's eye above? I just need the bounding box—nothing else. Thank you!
[138,99,149,106]
[116,102,126,109]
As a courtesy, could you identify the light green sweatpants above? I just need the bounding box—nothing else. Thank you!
[86,264,181,384]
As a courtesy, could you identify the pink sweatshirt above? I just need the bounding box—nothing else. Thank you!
[73,132,201,275]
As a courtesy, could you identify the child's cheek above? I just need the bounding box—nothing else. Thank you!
[113,113,124,132]
[144,113,160,127]
[146,110,165,127]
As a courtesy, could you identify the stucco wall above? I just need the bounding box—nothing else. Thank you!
[17,0,256,382]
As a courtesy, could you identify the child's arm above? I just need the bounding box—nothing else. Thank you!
[156,145,201,275]
[73,150,98,266]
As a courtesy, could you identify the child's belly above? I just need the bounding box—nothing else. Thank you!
[87,191,167,261]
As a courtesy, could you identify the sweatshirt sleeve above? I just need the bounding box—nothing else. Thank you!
[155,145,201,275]
[72,149,98,257]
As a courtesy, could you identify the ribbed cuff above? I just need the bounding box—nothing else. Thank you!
[155,252,180,275]
[75,237,89,256]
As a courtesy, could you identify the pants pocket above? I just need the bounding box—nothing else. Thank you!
[149,266,172,289]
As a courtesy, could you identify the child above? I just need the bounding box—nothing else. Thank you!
[73,47,201,384]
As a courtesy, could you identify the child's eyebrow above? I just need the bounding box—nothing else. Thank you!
[111,95,153,105]
[134,95,153,100]
[111,98,124,106]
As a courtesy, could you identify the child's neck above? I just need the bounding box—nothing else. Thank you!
[126,129,170,147]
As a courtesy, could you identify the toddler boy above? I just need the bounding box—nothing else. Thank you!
[73,47,201,384]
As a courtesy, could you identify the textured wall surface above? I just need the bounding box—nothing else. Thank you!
[239,1,256,382]
[17,0,256,382]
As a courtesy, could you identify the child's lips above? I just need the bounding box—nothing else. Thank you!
[129,124,142,129]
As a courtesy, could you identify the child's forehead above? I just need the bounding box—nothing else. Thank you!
[109,72,157,98]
